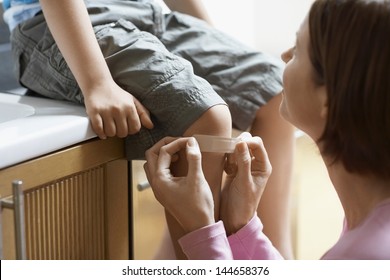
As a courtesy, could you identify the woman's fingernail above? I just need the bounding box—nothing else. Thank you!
[188,137,197,147]
[237,142,247,153]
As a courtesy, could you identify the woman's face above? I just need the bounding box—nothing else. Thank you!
[280,16,327,140]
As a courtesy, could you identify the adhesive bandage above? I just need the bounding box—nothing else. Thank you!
[193,134,239,153]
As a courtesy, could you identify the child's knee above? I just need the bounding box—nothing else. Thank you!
[185,104,231,136]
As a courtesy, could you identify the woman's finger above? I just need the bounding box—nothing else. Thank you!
[224,152,237,175]
[234,141,252,182]
[145,136,178,178]
[156,138,191,174]
[185,137,203,180]
[224,132,252,175]
[145,136,178,159]
[237,131,252,140]
[245,137,272,175]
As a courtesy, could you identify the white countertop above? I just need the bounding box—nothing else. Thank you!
[0,92,97,169]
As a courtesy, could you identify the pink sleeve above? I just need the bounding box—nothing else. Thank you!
[178,221,233,260]
[178,216,283,260]
[228,215,284,260]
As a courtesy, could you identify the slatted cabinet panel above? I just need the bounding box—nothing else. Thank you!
[0,138,129,260]
[24,166,105,259]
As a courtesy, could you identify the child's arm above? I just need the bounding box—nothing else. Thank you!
[40,0,153,139]
[163,0,213,25]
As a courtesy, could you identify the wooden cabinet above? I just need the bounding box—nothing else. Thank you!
[131,160,166,260]
[0,137,129,260]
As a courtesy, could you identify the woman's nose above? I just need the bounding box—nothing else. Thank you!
[281,48,293,63]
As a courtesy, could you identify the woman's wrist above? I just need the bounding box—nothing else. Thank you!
[182,214,215,233]
[226,210,256,235]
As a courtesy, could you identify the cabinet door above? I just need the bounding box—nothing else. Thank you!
[23,165,107,259]
[3,160,129,260]
[0,138,129,260]
[131,160,166,260]
[1,159,129,260]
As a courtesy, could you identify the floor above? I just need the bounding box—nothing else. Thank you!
[131,133,344,260]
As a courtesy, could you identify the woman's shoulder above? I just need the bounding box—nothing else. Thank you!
[323,199,390,260]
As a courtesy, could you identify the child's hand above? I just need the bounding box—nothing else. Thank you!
[84,80,154,139]
[220,132,272,235]
[144,137,215,233]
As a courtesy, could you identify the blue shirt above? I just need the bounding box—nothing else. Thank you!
[3,0,39,10]
[2,0,41,31]
[2,0,142,31]
[3,0,11,10]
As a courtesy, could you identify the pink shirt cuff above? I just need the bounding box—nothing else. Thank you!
[228,215,283,260]
[179,221,233,260]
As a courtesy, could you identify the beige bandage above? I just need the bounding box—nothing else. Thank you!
[193,134,239,153]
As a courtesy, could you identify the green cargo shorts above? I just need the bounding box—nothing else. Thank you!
[10,0,283,159]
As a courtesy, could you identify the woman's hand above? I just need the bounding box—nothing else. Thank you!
[144,137,215,233]
[220,132,272,235]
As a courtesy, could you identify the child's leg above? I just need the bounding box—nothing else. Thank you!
[156,95,295,260]
[168,104,232,259]
[157,12,295,259]
[249,94,295,259]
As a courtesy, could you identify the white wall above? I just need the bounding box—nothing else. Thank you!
[159,0,314,58]
[203,0,314,58]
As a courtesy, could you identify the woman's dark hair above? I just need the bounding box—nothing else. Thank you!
[308,0,390,179]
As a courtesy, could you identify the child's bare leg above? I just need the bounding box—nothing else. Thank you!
[250,94,295,259]
[167,104,232,259]
[154,95,295,260]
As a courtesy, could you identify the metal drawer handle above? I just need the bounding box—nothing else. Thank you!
[0,180,27,260]
[137,181,151,191]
